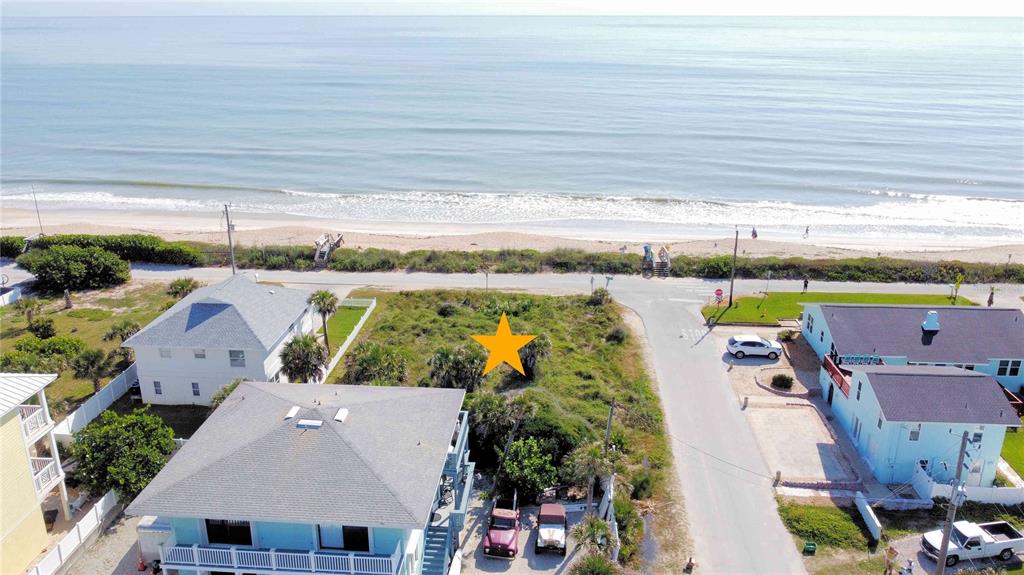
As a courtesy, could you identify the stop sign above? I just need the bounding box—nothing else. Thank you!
[714,288,724,297]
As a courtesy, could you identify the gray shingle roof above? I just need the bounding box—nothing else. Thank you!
[817,305,1024,363]
[126,382,465,528]
[851,365,1019,425]
[123,275,309,351]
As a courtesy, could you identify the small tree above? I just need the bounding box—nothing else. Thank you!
[573,515,613,555]
[72,348,112,392]
[279,334,328,383]
[428,346,486,392]
[342,342,407,386]
[587,288,611,306]
[14,296,42,323]
[503,437,557,501]
[27,317,56,339]
[562,442,618,515]
[210,378,245,408]
[519,334,551,380]
[569,553,619,575]
[167,277,200,298]
[69,408,175,499]
[308,290,340,353]
[17,246,130,291]
[104,319,141,343]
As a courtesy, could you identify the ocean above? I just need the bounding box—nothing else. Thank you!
[1,16,1022,244]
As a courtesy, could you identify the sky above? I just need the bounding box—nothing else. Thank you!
[4,0,1023,17]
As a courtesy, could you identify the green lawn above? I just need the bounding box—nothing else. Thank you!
[319,306,368,355]
[1002,425,1024,477]
[703,292,974,325]
[1,283,176,416]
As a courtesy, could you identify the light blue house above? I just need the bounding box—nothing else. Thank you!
[823,365,1018,486]
[126,382,474,575]
[802,304,1024,394]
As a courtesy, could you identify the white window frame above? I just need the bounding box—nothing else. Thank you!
[154,381,162,395]
[909,424,921,441]
[191,382,200,397]
[229,350,246,367]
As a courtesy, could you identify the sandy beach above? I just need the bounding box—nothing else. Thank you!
[1,207,1020,264]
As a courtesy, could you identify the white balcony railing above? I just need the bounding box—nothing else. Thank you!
[19,404,51,442]
[161,542,403,575]
[31,457,61,495]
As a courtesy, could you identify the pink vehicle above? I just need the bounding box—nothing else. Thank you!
[483,491,520,558]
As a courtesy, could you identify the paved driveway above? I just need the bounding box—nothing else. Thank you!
[8,261,1021,574]
[460,498,583,575]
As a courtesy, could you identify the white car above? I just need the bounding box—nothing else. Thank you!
[727,335,783,359]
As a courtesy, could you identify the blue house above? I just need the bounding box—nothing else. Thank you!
[126,382,474,575]
[802,304,1024,393]
[823,365,1018,486]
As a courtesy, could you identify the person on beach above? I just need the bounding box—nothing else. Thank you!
[802,277,809,293]
[988,286,995,307]
[751,227,758,239]
[803,225,809,239]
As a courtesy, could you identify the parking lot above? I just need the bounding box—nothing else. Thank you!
[459,496,585,574]
[746,404,857,484]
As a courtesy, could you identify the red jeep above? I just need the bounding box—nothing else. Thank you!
[483,492,520,558]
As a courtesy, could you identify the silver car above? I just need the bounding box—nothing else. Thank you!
[727,335,783,359]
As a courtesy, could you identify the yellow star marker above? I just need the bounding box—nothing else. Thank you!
[471,312,537,375]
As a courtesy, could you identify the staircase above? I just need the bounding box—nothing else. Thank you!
[653,261,670,278]
[421,526,449,575]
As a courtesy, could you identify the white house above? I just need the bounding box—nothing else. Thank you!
[124,275,314,405]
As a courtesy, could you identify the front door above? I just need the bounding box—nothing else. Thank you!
[205,519,253,546]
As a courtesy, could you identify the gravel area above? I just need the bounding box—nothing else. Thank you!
[61,513,142,575]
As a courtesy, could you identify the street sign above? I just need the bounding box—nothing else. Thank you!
[714,288,724,304]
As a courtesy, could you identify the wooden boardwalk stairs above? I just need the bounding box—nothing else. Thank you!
[653,260,670,278]
[421,526,449,575]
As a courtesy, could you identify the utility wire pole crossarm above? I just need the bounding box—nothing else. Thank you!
[935,430,970,575]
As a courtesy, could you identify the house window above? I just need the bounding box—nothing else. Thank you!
[919,459,929,470]
[909,424,921,441]
[191,382,200,397]
[998,360,1022,377]
[159,348,172,358]
[229,350,246,367]
[318,525,370,553]
[805,315,814,333]
[205,519,252,546]
[153,381,162,395]
[856,382,862,401]
[820,332,824,343]
[965,365,975,371]
[194,349,206,359]
[852,415,861,440]
[973,426,984,444]
[877,417,882,430]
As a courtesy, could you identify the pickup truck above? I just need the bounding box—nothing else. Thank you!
[922,520,1024,566]
[483,492,520,558]
[535,503,568,556]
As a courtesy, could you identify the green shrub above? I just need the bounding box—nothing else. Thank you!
[630,469,654,499]
[329,248,402,272]
[0,350,62,373]
[17,246,130,291]
[16,334,86,359]
[587,288,612,306]
[569,554,619,575]
[235,245,315,270]
[27,317,56,339]
[502,437,557,502]
[777,501,870,549]
[70,408,176,499]
[340,342,407,386]
[428,346,486,392]
[771,374,795,390]
[777,329,797,342]
[613,495,644,563]
[167,277,201,298]
[606,325,628,344]
[0,236,25,258]
[436,302,458,317]
[31,234,203,266]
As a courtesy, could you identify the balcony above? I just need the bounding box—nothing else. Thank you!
[19,404,52,444]
[444,410,469,476]
[823,355,851,398]
[31,457,63,498]
[160,542,403,575]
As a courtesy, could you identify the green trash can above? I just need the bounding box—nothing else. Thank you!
[802,542,817,555]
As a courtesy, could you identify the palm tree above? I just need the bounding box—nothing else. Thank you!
[562,442,618,515]
[72,349,112,393]
[279,334,328,383]
[167,277,200,299]
[103,319,141,343]
[428,346,485,392]
[572,515,612,555]
[308,290,339,353]
[14,297,42,323]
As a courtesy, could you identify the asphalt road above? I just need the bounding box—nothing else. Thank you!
[6,262,1021,574]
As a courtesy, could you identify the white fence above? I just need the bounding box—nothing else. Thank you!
[854,492,882,541]
[321,299,377,381]
[27,490,120,575]
[912,465,1024,505]
[53,364,136,443]
[0,285,22,306]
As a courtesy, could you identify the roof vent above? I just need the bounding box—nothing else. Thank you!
[269,289,276,294]
[921,310,940,332]
[297,419,323,429]
[334,408,349,423]
[284,406,300,420]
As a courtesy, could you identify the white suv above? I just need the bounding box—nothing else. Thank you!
[727,335,783,360]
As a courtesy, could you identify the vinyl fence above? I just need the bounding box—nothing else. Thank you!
[53,364,137,443]
[912,465,1024,505]
[26,490,120,575]
[854,492,882,541]
[321,299,377,381]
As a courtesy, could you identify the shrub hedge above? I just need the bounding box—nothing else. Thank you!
[0,235,25,258]
[17,246,131,291]
[29,234,204,266]
[777,500,871,550]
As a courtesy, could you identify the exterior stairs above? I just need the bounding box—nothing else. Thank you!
[421,526,449,575]
[653,261,670,278]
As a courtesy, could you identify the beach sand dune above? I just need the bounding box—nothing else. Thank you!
[1,207,1019,265]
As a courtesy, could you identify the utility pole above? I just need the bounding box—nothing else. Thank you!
[728,227,739,307]
[765,269,772,295]
[31,189,44,235]
[603,400,615,455]
[936,431,970,575]
[223,204,237,275]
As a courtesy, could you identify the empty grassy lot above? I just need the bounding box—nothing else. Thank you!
[319,306,368,355]
[703,292,974,325]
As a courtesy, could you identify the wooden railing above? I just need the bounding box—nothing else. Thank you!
[823,355,851,398]
[161,543,401,575]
